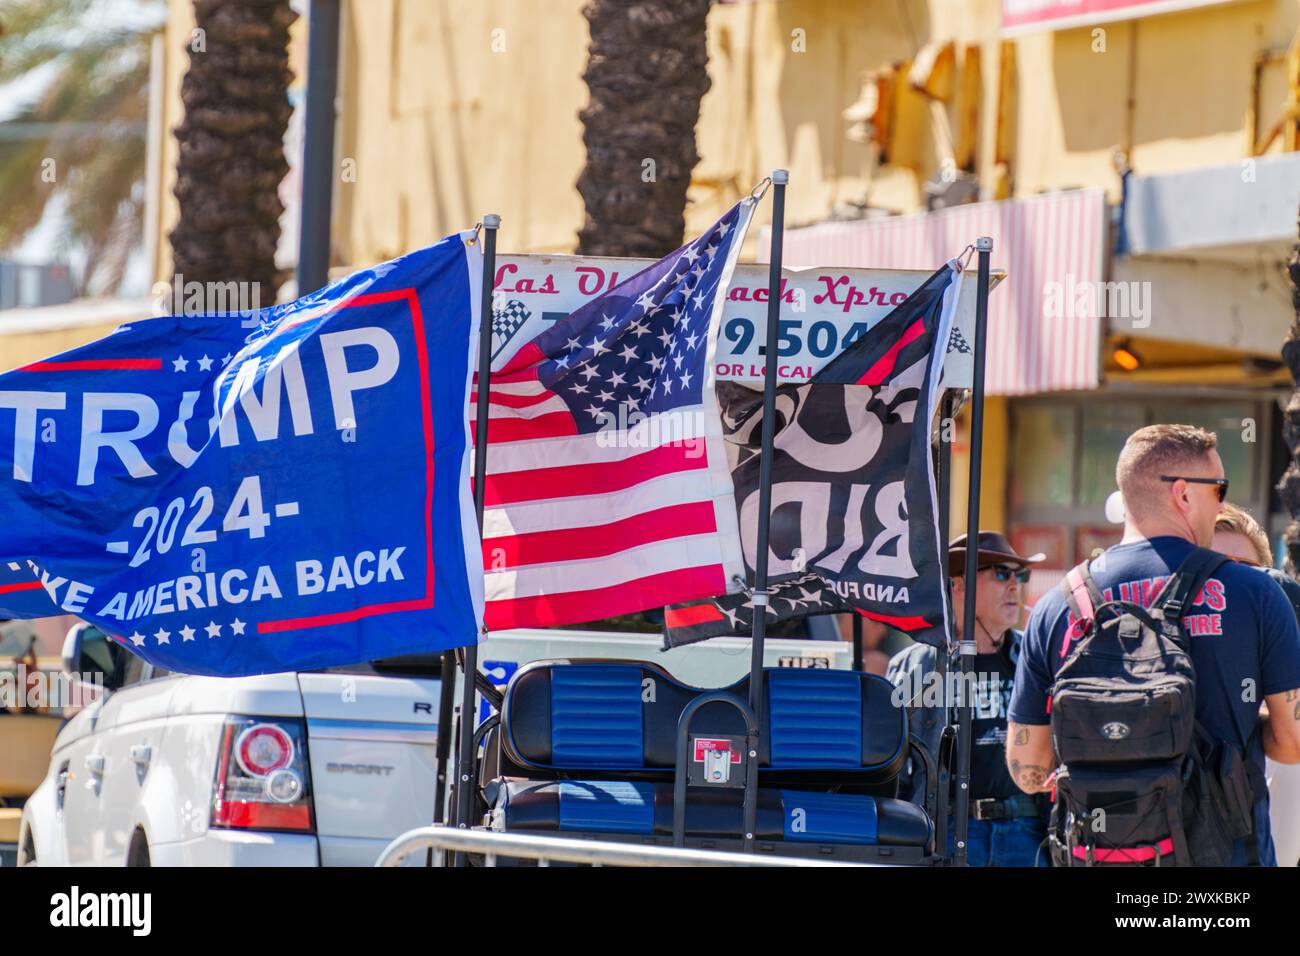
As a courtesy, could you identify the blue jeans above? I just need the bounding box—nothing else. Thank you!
[948,816,1048,867]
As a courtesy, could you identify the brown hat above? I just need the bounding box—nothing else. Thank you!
[947,530,1045,577]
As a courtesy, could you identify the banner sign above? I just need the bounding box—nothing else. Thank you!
[665,264,962,649]
[0,234,485,676]
[1002,0,1244,34]
[490,256,978,388]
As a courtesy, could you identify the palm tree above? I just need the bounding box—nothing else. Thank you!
[169,0,295,308]
[0,0,160,295]
[576,0,713,259]
[572,0,712,631]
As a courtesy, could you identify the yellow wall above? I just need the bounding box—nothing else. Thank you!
[334,0,590,262]
[948,396,1008,540]
[1013,1,1300,200]
[0,323,126,373]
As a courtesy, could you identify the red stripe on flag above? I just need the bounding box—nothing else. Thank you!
[0,581,43,595]
[21,359,163,372]
[259,596,434,634]
[485,564,726,630]
[855,319,925,386]
[471,389,554,409]
[857,608,932,632]
[472,411,578,444]
[485,501,717,567]
[483,443,707,507]
[495,341,547,377]
[664,601,727,629]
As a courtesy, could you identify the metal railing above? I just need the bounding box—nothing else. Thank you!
[375,826,863,868]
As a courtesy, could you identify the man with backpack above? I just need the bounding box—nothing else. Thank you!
[1006,424,1300,866]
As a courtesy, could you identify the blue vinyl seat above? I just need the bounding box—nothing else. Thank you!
[485,660,934,860]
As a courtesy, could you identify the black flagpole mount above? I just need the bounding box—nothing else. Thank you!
[952,235,993,867]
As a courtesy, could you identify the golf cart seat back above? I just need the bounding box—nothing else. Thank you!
[498,660,908,786]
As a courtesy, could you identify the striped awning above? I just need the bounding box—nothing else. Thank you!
[776,188,1108,396]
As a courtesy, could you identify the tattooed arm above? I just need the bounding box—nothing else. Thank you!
[1006,721,1056,793]
[1262,688,1300,764]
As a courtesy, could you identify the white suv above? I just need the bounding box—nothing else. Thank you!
[20,626,847,866]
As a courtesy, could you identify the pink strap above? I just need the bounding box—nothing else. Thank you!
[1072,838,1174,864]
[1060,567,1095,659]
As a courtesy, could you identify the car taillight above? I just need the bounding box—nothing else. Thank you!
[212,717,314,832]
[236,723,294,776]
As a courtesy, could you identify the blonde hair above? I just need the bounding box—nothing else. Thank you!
[1215,503,1272,567]
[1116,424,1218,515]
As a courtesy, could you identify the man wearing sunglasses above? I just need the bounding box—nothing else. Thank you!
[886,530,1048,866]
[1007,424,1300,866]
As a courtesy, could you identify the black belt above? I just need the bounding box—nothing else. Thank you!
[971,794,1042,821]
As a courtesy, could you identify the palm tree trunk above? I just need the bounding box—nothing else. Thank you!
[169,0,296,308]
[576,0,712,259]
[1279,230,1300,574]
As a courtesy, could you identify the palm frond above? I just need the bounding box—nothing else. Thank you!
[0,0,159,294]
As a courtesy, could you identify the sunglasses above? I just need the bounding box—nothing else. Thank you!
[986,564,1031,584]
[1159,475,1229,503]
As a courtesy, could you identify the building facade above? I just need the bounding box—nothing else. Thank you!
[121,0,1300,599]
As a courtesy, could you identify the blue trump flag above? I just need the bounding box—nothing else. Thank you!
[0,232,485,676]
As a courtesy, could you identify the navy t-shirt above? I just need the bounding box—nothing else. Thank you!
[1009,536,1300,862]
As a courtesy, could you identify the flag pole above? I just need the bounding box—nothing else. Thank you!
[428,647,455,864]
[295,0,341,296]
[450,213,500,863]
[952,236,993,867]
[743,169,788,850]
[932,389,956,858]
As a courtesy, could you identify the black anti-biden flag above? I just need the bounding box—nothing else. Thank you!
[664,263,960,648]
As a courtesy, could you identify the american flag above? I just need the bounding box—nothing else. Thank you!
[474,202,753,629]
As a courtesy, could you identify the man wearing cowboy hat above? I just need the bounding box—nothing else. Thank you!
[886,530,1049,866]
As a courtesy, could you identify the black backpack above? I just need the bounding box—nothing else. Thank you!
[1047,547,1259,866]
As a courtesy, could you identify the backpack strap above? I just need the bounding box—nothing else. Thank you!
[1150,546,1230,624]
[1059,559,1106,659]
[1241,724,1269,867]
